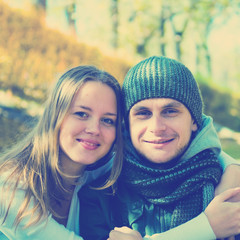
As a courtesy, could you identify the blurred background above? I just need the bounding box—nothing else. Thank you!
[0,0,240,159]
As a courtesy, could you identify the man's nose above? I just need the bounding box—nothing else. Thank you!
[149,115,166,134]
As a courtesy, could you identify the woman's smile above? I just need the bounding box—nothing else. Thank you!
[76,138,101,150]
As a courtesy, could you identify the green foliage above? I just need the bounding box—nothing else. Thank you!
[197,75,240,132]
[221,139,240,160]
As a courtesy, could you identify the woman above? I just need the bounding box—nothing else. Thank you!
[0,65,123,239]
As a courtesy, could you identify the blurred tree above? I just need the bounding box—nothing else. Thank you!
[188,0,240,77]
[36,0,46,9]
[110,0,119,48]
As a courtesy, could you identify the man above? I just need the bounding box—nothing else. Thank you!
[79,56,240,240]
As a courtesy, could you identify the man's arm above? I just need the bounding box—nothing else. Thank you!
[215,155,240,240]
[108,213,215,240]
[218,151,239,171]
[216,151,240,196]
[107,188,240,240]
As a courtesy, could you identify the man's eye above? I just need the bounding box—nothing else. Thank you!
[162,108,179,116]
[136,110,151,116]
[101,118,115,126]
[135,110,152,118]
[75,111,88,119]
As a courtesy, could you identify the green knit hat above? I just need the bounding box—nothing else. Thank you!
[122,56,203,127]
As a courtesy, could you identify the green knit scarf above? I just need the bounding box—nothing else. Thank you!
[121,139,222,228]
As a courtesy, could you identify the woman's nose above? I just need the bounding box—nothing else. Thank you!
[84,119,100,135]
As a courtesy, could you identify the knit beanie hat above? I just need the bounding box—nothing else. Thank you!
[122,56,203,127]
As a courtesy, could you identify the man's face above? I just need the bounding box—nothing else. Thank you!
[129,98,198,164]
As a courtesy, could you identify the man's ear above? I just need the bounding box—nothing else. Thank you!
[192,120,198,132]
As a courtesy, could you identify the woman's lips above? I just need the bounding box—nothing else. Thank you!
[77,138,100,150]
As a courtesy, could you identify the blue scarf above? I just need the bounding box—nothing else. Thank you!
[120,139,222,228]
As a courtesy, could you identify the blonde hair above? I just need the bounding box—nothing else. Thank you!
[0,65,123,228]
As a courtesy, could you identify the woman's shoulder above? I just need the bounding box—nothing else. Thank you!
[78,171,116,211]
[0,170,26,191]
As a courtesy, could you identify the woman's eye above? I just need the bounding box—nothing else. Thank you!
[75,111,88,119]
[101,118,115,126]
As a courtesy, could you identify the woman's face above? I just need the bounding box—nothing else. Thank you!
[59,81,117,175]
